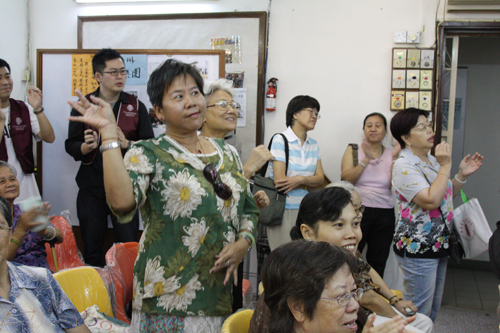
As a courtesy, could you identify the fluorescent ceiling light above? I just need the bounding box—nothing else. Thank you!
[75,0,216,3]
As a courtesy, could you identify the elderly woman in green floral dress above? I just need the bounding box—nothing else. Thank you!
[68,59,259,332]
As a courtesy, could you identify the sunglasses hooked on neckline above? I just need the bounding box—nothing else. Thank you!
[203,163,233,200]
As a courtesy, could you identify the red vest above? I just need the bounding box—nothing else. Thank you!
[0,99,34,174]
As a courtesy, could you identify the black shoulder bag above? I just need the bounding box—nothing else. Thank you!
[250,133,289,226]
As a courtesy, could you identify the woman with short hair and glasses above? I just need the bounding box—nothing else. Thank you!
[341,112,400,277]
[68,59,259,332]
[261,239,414,333]
[200,79,272,312]
[390,108,483,321]
[266,95,325,250]
[250,185,431,333]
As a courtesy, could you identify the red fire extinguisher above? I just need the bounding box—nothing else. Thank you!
[266,78,278,112]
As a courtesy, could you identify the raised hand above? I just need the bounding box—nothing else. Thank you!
[27,86,43,111]
[434,141,451,167]
[459,152,484,178]
[244,145,275,178]
[68,90,116,136]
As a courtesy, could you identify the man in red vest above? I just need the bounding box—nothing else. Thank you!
[0,59,55,203]
[65,49,154,267]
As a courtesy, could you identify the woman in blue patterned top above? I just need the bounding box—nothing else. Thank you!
[390,108,483,322]
[0,196,89,332]
[267,95,325,250]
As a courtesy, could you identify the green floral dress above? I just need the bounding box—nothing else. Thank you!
[114,134,259,330]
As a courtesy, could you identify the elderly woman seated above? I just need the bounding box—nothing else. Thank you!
[261,239,413,333]
[0,196,89,332]
[0,161,63,269]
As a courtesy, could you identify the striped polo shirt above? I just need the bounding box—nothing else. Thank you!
[268,126,321,209]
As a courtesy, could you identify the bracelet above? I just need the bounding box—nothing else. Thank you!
[389,295,399,305]
[360,161,367,168]
[238,231,255,249]
[99,141,120,153]
[43,226,57,241]
[454,174,467,184]
[10,237,22,245]
[438,173,450,179]
[33,106,44,115]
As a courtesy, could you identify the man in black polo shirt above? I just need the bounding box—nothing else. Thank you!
[65,49,154,267]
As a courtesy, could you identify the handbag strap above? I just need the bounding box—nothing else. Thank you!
[412,162,452,232]
[349,143,359,166]
[259,133,289,177]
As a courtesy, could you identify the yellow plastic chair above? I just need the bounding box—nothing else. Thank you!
[221,309,254,333]
[54,266,114,317]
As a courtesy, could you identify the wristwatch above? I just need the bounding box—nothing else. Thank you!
[33,106,44,115]
[99,141,120,153]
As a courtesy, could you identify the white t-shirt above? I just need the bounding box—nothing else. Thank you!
[0,101,41,203]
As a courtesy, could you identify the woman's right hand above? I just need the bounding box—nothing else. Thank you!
[434,141,451,167]
[16,202,51,234]
[68,90,117,137]
[362,313,416,333]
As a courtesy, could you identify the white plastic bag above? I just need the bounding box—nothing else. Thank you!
[453,192,492,258]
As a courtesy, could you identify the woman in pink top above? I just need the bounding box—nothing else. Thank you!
[341,112,400,276]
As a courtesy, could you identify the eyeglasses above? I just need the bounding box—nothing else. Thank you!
[320,288,363,307]
[413,122,433,132]
[102,69,127,77]
[207,100,241,112]
[203,164,233,200]
[355,205,365,216]
[302,108,321,119]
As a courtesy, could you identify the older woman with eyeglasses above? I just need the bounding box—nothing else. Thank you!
[68,59,259,332]
[261,239,415,333]
[266,95,325,251]
[390,108,483,322]
[0,196,90,333]
[200,79,272,312]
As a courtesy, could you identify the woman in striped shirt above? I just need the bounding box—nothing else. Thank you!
[267,95,325,250]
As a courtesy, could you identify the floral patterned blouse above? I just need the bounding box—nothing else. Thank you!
[114,134,259,317]
[392,149,453,258]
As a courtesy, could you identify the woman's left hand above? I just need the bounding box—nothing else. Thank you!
[275,176,307,193]
[210,238,249,286]
[253,190,270,209]
[394,300,418,317]
[459,152,484,178]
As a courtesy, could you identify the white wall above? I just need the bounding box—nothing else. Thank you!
[1,0,28,100]
[3,0,500,211]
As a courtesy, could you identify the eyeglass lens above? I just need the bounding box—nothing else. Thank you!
[203,164,233,200]
[339,289,363,306]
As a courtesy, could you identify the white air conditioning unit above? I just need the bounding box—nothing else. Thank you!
[447,0,500,11]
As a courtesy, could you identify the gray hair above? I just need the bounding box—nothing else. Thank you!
[204,79,235,103]
[326,181,359,195]
[0,161,17,177]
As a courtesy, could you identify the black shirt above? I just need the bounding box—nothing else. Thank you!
[65,89,154,198]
